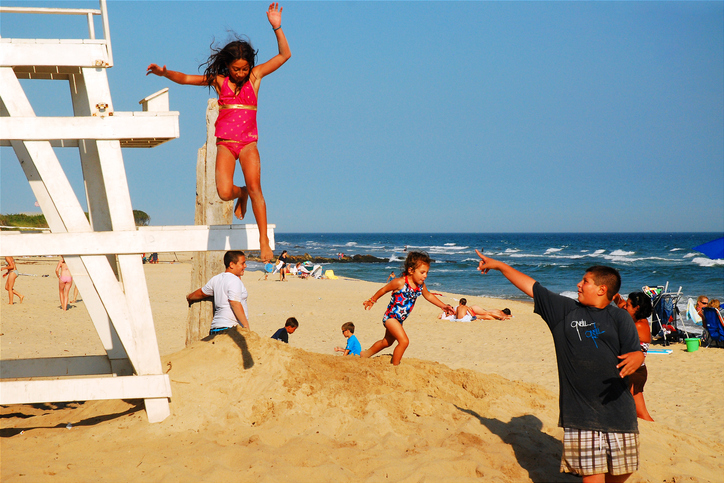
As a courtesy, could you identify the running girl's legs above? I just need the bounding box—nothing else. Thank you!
[361,319,410,365]
[215,145,248,220]
[237,143,272,263]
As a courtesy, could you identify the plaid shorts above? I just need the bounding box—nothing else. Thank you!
[561,428,639,476]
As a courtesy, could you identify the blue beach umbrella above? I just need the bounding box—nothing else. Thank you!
[693,236,724,260]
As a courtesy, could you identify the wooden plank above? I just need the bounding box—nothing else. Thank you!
[0,355,133,379]
[0,42,108,67]
[0,375,172,405]
[0,115,179,141]
[0,224,276,256]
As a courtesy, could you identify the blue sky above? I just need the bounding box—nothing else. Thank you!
[1,1,723,233]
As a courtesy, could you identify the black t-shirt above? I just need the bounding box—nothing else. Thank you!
[271,327,289,343]
[533,282,640,433]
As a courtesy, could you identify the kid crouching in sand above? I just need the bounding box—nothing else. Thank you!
[334,322,361,356]
[362,252,454,365]
[476,249,644,482]
[146,3,290,263]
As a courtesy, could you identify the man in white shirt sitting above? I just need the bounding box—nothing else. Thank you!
[186,250,250,335]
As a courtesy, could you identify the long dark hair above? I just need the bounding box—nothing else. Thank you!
[628,292,652,321]
[200,35,258,93]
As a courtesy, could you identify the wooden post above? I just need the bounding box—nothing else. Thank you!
[186,99,233,344]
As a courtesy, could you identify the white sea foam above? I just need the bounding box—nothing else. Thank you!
[683,252,698,258]
[670,248,684,252]
[692,257,724,267]
[561,291,578,300]
[545,248,564,254]
[591,249,606,255]
[504,248,521,253]
[609,250,635,256]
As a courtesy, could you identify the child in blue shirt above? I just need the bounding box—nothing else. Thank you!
[334,322,361,356]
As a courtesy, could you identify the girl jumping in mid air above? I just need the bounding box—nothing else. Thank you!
[362,252,454,365]
[147,3,291,263]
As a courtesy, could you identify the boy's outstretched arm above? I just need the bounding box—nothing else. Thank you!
[186,288,212,306]
[476,250,536,298]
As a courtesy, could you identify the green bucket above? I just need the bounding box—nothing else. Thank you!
[685,338,700,352]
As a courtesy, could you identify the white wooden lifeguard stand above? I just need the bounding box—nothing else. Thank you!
[0,1,273,423]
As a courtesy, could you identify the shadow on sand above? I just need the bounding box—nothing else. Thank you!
[202,327,254,369]
[457,407,578,483]
[1,401,143,438]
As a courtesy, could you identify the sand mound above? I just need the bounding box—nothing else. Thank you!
[2,328,566,482]
[3,327,723,482]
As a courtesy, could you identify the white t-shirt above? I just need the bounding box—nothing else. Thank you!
[202,272,248,329]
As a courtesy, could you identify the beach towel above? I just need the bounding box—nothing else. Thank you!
[440,314,475,322]
[324,270,338,279]
[686,298,702,324]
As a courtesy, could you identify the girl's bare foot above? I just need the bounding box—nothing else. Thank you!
[234,189,249,220]
[19,295,24,303]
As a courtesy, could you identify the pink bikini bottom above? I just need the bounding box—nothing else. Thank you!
[216,139,255,160]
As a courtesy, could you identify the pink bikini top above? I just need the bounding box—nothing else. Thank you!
[215,77,258,142]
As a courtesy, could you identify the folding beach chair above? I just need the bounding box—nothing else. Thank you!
[701,308,724,348]
[643,282,689,344]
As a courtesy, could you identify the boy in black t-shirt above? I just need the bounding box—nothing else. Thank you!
[476,250,643,482]
[271,317,299,344]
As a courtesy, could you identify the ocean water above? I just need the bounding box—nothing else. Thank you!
[254,233,723,306]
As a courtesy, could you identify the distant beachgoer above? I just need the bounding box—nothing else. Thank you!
[146,3,291,263]
[271,317,298,343]
[186,250,250,335]
[385,271,395,283]
[361,251,454,365]
[277,250,289,281]
[614,292,655,422]
[149,252,159,264]
[471,306,512,320]
[2,256,24,305]
[334,322,361,356]
[695,295,709,318]
[55,256,73,311]
[477,250,643,481]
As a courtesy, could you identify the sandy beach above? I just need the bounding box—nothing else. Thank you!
[1,256,722,482]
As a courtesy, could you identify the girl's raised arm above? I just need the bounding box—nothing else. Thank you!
[146,64,209,86]
[253,3,291,80]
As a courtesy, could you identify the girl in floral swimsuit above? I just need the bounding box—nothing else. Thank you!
[362,252,454,365]
[147,3,291,263]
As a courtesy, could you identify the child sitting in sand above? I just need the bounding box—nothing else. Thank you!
[334,322,361,356]
[476,249,644,482]
[271,317,298,344]
[146,3,290,263]
[361,252,454,365]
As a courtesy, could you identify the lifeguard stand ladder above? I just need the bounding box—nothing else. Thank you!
[0,1,273,423]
